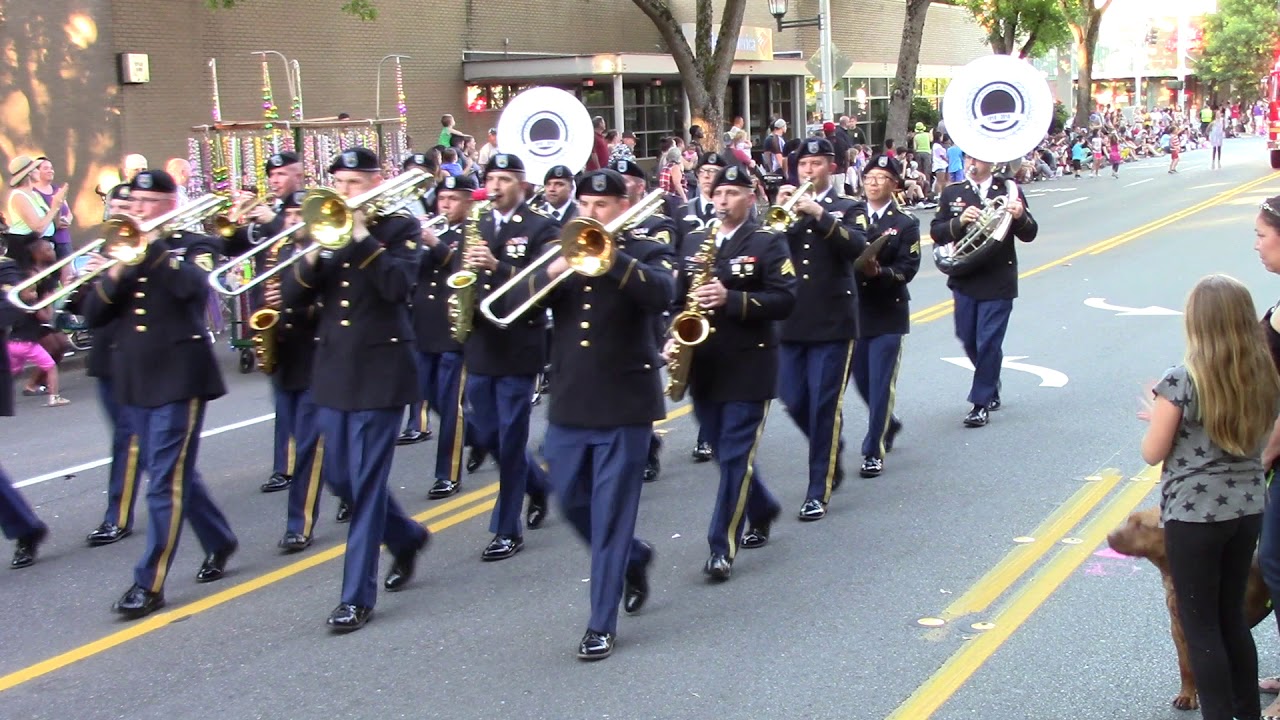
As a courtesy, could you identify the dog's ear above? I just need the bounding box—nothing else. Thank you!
[1108,508,1162,558]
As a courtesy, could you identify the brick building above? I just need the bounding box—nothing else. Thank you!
[0,0,986,230]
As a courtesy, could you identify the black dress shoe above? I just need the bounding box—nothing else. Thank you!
[465,447,488,474]
[87,522,131,547]
[643,434,663,483]
[260,472,292,493]
[326,603,372,632]
[335,501,352,523]
[963,405,989,428]
[860,456,884,478]
[526,493,548,529]
[741,508,780,548]
[427,478,460,499]
[703,553,732,581]
[10,528,46,569]
[384,530,430,592]
[832,464,845,492]
[987,397,1002,411]
[691,441,714,463]
[623,542,654,614]
[113,584,165,619]
[278,532,312,553]
[577,629,615,660]
[195,541,237,583]
[885,417,903,452]
[481,534,523,562]
[396,429,430,446]
[797,498,827,522]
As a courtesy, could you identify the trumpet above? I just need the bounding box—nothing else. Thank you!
[420,214,450,235]
[764,180,814,232]
[207,168,433,297]
[479,189,666,329]
[7,193,231,312]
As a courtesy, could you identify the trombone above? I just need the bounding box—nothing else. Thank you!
[479,189,666,329]
[210,192,268,239]
[207,168,432,297]
[6,193,231,312]
[764,179,814,232]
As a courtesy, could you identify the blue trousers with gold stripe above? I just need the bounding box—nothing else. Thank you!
[404,349,434,435]
[412,350,467,485]
[851,334,904,459]
[778,340,854,503]
[545,423,653,635]
[281,388,324,538]
[97,378,143,530]
[126,399,236,593]
[0,464,45,541]
[316,406,427,608]
[693,399,779,559]
[467,373,550,537]
[272,386,296,478]
[953,293,1012,407]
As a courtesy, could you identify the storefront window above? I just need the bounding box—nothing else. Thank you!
[621,83,681,158]
[842,76,948,147]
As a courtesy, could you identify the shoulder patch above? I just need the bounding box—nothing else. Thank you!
[909,240,920,255]
[193,253,214,272]
[527,204,553,219]
[651,230,672,245]
[405,239,418,250]
[856,215,868,229]
[780,258,796,276]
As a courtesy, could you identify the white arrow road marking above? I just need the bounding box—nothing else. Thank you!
[1053,197,1088,208]
[1124,178,1152,188]
[1083,297,1182,316]
[940,356,1069,388]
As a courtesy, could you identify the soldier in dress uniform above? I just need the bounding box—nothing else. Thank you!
[280,148,431,631]
[504,168,675,660]
[541,165,578,225]
[665,165,796,581]
[929,150,1037,427]
[851,155,920,477]
[396,154,441,447]
[463,152,555,561]
[402,152,438,219]
[80,170,238,619]
[76,183,145,546]
[409,174,476,500]
[611,158,677,483]
[0,255,49,568]
[261,190,325,552]
[776,138,867,521]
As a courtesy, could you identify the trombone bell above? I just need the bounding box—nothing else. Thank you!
[561,220,615,278]
[300,190,353,250]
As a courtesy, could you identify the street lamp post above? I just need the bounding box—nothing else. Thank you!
[767,0,834,122]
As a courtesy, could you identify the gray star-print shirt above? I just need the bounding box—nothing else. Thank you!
[1156,365,1267,524]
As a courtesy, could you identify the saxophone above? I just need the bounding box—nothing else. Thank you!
[664,219,720,402]
[247,235,291,374]
[446,198,491,343]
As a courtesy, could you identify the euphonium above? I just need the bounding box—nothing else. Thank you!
[247,235,292,375]
[931,173,1018,277]
[446,194,491,343]
[665,218,720,402]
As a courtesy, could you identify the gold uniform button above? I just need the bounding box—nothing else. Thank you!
[284,323,293,329]
[390,337,399,342]
[134,308,146,315]
[341,281,350,288]
[803,244,811,250]
[802,274,810,280]
[135,324,147,332]
[802,259,810,265]
[427,294,435,299]
[340,300,350,307]
[583,303,591,310]
[137,277,147,283]
[643,364,652,370]
[580,340,590,347]
[430,281,437,287]
[342,262,351,269]
[484,284,492,290]
[584,286,592,293]
[134,292,145,299]
[340,319,351,327]
[580,321,589,329]
[758,343,766,348]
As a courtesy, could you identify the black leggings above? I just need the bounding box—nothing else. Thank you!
[1166,515,1263,720]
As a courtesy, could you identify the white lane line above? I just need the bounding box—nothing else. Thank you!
[1053,197,1088,208]
[1124,178,1152,188]
[1192,182,1230,189]
[16,413,276,489]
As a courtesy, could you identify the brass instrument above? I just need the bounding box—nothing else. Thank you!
[420,214,450,235]
[931,173,1018,277]
[246,234,293,374]
[763,180,813,232]
[446,195,491,343]
[7,193,231,312]
[208,168,432,296]
[478,189,666,329]
[664,219,720,402]
[211,192,268,239]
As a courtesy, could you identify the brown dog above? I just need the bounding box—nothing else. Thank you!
[1107,507,1273,710]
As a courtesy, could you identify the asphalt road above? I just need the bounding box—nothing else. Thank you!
[2,137,1279,720]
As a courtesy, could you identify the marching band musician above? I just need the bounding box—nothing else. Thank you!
[262,190,325,552]
[0,254,49,568]
[611,157,678,483]
[541,165,578,225]
[397,153,440,446]
[504,168,675,660]
[775,138,867,521]
[930,151,1038,427]
[77,183,144,546]
[80,170,238,619]
[280,147,430,632]
[463,152,555,561]
[666,165,797,581]
[409,175,476,500]
[851,155,920,477]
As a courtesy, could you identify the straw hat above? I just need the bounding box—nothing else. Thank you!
[7,155,38,186]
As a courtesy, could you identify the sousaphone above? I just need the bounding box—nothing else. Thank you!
[933,55,1053,276]
[496,87,594,180]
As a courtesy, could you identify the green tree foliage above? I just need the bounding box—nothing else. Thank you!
[1050,100,1068,132]
[1198,0,1280,96]
[909,95,940,131]
[1059,0,1114,128]
[205,0,378,20]
[957,0,1071,58]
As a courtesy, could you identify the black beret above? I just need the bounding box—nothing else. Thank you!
[438,174,479,193]
[486,152,524,174]
[576,169,627,198]
[328,147,379,174]
[697,152,728,170]
[107,183,132,201]
[280,189,308,210]
[403,152,436,171]
[265,151,299,175]
[863,154,903,185]
[544,165,573,183]
[712,164,752,191]
[609,158,645,179]
[129,169,177,194]
[797,138,835,160]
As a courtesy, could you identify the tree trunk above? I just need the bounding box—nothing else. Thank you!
[1063,0,1113,129]
[885,0,932,149]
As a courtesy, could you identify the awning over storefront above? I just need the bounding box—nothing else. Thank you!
[462,52,808,84]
